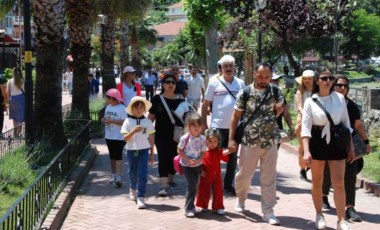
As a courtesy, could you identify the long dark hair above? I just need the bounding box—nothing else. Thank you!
[333,74,350,96]
[312,67,334,94]
[160,73,177,94]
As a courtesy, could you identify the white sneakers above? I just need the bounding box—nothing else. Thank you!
[109,175,116,184]
[216,209,225,215]
[234,200,245,213]
[137,197,146,209]
[337,220,351,230]
[315,213,327,229]
[184,210,195,218]
[262,213,281,225]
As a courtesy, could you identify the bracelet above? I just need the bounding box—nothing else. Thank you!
[363,139,369,145]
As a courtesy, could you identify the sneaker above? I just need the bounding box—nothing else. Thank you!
[168,182,178,190]
[137,197,146,209]
[216,209,225,215]
[337,220,351,230]
[158,187,168,197]
[346,207,362,222]
[322,196,331,210]
[234,200,245,213]
[224,187,236,196]
[130,189,137,201]
[114,175,122,188]
[262,213,280,225]
[300,169,308,180]
[184,210,195,218]
[109,175,116,184]
[315,213,327,229]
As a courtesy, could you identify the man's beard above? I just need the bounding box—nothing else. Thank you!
[257,82,269,89]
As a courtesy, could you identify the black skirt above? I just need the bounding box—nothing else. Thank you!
[309,128,348,160]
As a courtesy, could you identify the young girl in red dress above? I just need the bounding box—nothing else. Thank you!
[196,128,231,215]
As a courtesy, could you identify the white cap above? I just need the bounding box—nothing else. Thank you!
[123,66,136,73]
[272,73,282,80]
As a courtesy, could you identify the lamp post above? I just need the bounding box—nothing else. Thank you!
[23,0,33,145]
[254,0,267,63]
[0,29,5,69]
[333,0,342,73]
[98,14,107,95]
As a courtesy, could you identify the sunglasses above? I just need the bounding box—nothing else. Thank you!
[320,76,335,82]
[164,80,176,84]
[335,83,348,89]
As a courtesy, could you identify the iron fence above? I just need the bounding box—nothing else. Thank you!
[0,119,91,230]
[0,124,25,159]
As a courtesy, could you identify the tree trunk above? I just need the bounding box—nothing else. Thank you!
[102,14,116,94]
[281,39,301,77]
[205,20,218,76]
[66,0,93,119]
[120,19,130,68]
[130,23,141,71]
[32,0,66,149]
[244,51,254,85]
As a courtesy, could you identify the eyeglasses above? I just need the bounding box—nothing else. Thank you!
[320,76,335,82]
[335,83,348,89]
[164,80,176,84]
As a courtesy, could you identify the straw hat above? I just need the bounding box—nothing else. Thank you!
[126,96,152,115]
[295,70,314,85]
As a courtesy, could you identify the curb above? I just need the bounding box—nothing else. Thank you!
[281,142,380,197]
[40,146,99,230]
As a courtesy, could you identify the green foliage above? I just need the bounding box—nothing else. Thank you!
[89,96,106,111]
[342,9,380,58]
[2,68,13,82]
[361,153,380,183]
[146,9,168,25]
[356,0,380,16]
[0,146,37,216]
[184,0,224,29]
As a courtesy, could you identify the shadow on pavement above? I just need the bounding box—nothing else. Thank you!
[146,204,181,212]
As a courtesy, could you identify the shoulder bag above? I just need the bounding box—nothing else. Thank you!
[234,85,270,144]
[312,98,351,153]
[159,95,184,143]
[173,133,191,175]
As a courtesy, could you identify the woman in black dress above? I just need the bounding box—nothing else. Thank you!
[148,74,186,197]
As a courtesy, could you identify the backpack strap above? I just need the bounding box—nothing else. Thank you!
[270,83,279,102]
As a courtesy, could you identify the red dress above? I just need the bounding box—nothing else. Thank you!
[196,148,229,210]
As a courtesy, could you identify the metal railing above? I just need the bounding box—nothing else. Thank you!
[0,119,91,230]
[0,124,25,159]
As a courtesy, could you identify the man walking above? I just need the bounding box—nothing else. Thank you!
[185,66,205,111]
[228,63,284,225]
[170,65,188,98]
[201,55,245,195]
[144,70,156,101]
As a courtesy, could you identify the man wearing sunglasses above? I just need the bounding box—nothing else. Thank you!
[170,64,188,98]
[202,54,246,196]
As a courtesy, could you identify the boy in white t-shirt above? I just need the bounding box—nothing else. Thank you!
[102,89,128,188]
[121,96,155,209]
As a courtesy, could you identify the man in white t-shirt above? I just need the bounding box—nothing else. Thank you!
[201,55,245,196]
[185,66,205,111]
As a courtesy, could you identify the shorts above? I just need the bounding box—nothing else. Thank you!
[309,128,348,160]
[105,139,126,160]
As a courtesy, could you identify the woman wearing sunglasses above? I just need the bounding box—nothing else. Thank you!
[322,75,371,222]
[301,67,354,230]
[148,74,186,197]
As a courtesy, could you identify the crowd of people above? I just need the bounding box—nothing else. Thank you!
[101,55,370,230]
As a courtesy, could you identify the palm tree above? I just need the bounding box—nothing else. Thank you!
[66,0,94,119]
[32,0,67,148]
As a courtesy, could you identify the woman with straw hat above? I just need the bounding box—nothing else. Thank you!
[295,70,315,180]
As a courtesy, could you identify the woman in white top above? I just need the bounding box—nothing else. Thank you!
[6,68,25,133]
[295,70,314,180]
[116,66,141,107]
[301,67,354,230]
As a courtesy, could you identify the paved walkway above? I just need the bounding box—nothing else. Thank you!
[61,139,380,230]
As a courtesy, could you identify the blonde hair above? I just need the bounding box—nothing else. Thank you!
[13,68,24,89]
[186,113,203,128]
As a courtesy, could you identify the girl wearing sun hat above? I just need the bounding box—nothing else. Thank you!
[121,96,155,209]
[295,70,315,180]
[102,88,128,188]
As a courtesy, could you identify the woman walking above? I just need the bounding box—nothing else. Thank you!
[117,66,141,106]
[301,67,354,230]
[7,68,25,136]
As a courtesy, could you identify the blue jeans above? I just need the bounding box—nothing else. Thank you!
[127,148,149,197]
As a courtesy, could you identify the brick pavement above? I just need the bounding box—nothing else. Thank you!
[61,139,380,230]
